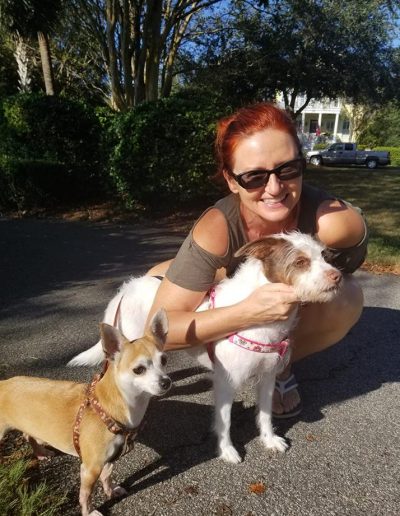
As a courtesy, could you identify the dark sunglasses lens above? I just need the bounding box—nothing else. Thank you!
[278,160,304,180]
[239,171,268,189]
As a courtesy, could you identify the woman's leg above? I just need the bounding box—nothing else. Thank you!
[273,275,364,415]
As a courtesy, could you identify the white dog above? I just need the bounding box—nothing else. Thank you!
[69,232,342,463]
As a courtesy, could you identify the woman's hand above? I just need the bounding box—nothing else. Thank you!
[239,283,299,326]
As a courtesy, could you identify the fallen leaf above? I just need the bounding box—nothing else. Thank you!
[249,482,266,494]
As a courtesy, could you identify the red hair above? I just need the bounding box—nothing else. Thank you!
[215,103,301,179]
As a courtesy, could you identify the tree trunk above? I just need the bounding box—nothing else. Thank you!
[145,0,163,101]
[13,34,31,93]
[106,0,126,111]
[37,31,55,96]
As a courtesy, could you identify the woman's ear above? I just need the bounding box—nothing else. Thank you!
[223,170,240,194]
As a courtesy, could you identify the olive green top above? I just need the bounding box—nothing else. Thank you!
[166,183,368,292]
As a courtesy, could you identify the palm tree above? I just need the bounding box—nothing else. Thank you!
[0,0,62,95]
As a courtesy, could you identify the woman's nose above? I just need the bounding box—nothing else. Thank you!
[264,173,283,194]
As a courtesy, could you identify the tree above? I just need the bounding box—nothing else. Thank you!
[358,101,400,147]
[0,0,62,95]
[68,0,222,110]
[184,0,400,116]
[0,35,19,97]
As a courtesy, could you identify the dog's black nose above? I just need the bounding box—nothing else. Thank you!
[160,376,172,391]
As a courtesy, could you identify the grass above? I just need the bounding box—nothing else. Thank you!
[304,164,400,273]
[0,439,67,516]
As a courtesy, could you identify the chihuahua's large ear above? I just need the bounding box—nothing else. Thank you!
[100,323,126,361]
[234,236,287,260]
[148,308,169,351]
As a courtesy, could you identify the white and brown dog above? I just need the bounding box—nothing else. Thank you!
[0,310,171,515]
[69,232,342,464]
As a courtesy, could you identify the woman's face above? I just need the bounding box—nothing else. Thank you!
[224,128,302,225]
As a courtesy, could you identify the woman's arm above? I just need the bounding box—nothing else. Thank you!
[146,208,298,351]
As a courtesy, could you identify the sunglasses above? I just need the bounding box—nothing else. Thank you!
[230,157,305,190]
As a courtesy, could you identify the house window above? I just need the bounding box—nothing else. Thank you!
[325,120,334,131]
[342,120,350,132]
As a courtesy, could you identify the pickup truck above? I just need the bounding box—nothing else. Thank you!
[306,143,390,169]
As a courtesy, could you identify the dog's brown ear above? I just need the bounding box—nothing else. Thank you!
[100,323,126,360]
[148,308,169,351]
[234,236,287,260]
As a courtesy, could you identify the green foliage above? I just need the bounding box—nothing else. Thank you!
[358,103,400,147]
[0,457,66,515]
[312,143,329,150]
[187,0,399,112]
[0,93,108,209]
[0,93,102,165]
[0,36,18,97]
[0,156,100,210]
[108,92,228,207]
[374,147,400,166]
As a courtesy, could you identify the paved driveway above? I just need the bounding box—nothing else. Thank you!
[0,217,399,515]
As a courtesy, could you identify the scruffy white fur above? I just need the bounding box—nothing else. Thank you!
[69,232,342,463]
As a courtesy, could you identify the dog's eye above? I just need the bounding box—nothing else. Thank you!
[133,365,146,375]
[160,354,167,366]
[295,257,309,268]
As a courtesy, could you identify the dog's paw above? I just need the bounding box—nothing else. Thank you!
[111,485,127,499]
[261,434,288,453]
[88,510,103,516]
[219,445,242,464]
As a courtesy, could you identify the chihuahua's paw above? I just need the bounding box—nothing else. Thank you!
[261,434,288,453]
[111,485,127,498]
[88,510,103,516]
[219,445,242,464]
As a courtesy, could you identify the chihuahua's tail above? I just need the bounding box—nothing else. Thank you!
[67,340,104,367]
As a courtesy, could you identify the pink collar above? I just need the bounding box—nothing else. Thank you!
[228,333,289,357]
[207,287,290,361]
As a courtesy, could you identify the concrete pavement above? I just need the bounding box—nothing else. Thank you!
[0,216,399,515]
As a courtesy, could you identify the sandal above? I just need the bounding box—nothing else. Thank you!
[273,373,303,419]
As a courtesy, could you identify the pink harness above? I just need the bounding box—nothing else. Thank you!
[206,287,290,363]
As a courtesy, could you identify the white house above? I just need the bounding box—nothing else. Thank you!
[277,94,353,143]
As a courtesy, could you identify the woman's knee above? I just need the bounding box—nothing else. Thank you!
[291,275,364,361]
[146,259,173,276]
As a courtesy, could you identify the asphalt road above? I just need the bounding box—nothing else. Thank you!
[0,216,399,516]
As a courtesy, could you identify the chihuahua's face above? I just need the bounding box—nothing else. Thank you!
[100,308,172,399]
[117,338,172,397]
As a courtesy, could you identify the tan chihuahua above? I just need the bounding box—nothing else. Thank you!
[0,308,172,516]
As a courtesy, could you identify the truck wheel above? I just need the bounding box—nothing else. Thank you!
[310,156,322,166]
[366,159,378,169]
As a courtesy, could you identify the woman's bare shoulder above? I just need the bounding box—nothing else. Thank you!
[192,208,229,257]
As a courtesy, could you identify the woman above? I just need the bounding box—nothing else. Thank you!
[147,102,367,418]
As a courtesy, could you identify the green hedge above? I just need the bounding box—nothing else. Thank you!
[108,93,227,208]
[374,147,400,166]
[0,156,104,210]
[0,93,109,209]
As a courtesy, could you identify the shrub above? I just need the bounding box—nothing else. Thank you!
[0,156,103,210]
[374,147,400,167]
[108,93,228,207]
[0,93,104,173]
[0,93,108,209]
[312,143,329,150]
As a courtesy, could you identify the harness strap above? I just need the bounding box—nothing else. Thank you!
[72,372,140,458]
